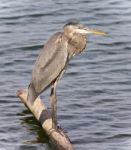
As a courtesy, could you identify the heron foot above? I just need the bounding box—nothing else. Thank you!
[57,124,68,134]
[57,124,71,140]
[48,124,70,139]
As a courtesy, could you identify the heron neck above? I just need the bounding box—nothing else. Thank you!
[66,34,87,58]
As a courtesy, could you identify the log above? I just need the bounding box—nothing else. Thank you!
[16,89,75,150]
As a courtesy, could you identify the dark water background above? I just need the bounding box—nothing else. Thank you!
[0,0,131,150]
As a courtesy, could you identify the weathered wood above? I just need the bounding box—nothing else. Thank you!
[16,89,75,150]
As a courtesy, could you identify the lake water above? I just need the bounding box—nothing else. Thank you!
[0,0,131,150]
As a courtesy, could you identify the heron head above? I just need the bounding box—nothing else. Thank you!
[63,19,106,37]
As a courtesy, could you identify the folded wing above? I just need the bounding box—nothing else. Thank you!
[28,32,68,103]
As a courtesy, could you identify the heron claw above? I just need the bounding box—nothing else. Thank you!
[57,124,68,134]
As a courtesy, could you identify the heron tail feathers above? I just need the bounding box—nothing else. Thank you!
[27,82,38,104]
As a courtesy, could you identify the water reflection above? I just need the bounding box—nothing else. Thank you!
[17,109,52,150]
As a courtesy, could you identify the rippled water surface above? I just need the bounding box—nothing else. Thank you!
[0,0,131,149]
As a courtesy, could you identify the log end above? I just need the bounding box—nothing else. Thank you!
[16,89,24,96]
[17,89,76,150]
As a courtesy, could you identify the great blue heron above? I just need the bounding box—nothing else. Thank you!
[28,20,106,130]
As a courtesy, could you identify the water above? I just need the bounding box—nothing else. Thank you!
[0,0,131,149]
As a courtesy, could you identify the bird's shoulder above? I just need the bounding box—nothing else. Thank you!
[45,32,63,46]
[40,32,67,54]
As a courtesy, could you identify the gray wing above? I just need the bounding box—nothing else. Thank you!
[31,32,68,94]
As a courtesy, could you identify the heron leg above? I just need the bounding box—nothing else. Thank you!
[50,80,58,130]
[50,70,65,130]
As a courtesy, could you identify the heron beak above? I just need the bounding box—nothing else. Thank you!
[76,27,107,36]
[85,28,107,36]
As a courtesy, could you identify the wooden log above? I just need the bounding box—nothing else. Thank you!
[16,89,75,150]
